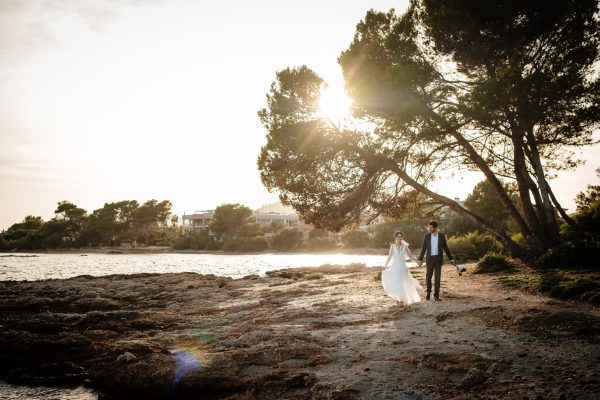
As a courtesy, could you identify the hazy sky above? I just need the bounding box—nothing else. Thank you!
[1,0,598,230]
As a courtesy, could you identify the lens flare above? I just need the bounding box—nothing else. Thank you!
[170,322,214,390]
[171,350,203,388]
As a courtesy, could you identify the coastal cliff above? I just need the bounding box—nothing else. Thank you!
[1,264,599,399]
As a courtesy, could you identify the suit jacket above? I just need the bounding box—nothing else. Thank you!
[418,232,454,264]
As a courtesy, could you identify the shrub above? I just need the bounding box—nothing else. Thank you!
[271,229,303,250]
[510,232,530,248]
[536,238,600,269]
[343,229,372,248]
[305,272,324,280]
[223,236,268,252]
[474,253,517,274]
[306,237,338,251]
[309,228,328,239]
[448,231,503,261]
[171,231,218,250]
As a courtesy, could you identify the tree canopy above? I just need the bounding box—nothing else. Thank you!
[1,199,174,250]
[209,203,260,242]
[257,0,600,256]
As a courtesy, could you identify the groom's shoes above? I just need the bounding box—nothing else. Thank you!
[434,295,441,301]
[426,293,431,301]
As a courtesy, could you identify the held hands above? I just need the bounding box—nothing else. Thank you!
[452,260,467,276]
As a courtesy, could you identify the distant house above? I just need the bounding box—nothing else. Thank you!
[181,202,388,239]
[181,210,214,233]
[181,203,311,236]
[439,198,466,221]
[254,211,299,228]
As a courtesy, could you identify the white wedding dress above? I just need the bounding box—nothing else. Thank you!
[382,243,422,304]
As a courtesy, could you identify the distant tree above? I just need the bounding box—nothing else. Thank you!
[570,168,600,235]
[573,201,600,236]
[262,220,287,234]
[2,216,44,241]
[257,0,600,256]
[1,216,45,249]
[132,199,172,245]
[50,201,87,245]
[446,180,521,236]
[575,168,600,212]
[209,203,261,243]
[80,200,140,245]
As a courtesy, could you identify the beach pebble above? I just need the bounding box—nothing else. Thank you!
[117,351,136,363]
[460,367,487,389]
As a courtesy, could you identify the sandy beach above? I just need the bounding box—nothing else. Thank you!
[1,264,599,399]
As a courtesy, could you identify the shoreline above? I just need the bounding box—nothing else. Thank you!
[0,246,389,256]
[1,264,598,399]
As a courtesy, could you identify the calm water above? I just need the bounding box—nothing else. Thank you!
[0,251,395,281]
[1,251,398,399]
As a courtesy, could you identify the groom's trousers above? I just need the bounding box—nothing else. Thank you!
[426,255,443,296]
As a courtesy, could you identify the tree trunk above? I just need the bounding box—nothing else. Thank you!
[546,183,579,228]
[388,163,527,257]
[427,110,534,240]
[524,131,561,245]
[512,138,547,251]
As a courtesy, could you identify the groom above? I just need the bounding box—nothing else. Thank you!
[418,220,455,301]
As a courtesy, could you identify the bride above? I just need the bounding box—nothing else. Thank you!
[382,231,423,305]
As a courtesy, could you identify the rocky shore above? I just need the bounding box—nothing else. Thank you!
[1,264,599,399]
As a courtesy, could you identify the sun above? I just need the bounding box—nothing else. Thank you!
[318,84,352,124]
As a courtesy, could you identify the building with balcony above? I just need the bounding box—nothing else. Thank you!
[181,210,214,233]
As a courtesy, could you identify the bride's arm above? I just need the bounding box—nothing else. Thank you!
[383,245,393,269]
[406,246,419,263]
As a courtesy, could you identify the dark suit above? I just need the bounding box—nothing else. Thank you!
[418,232,454,297]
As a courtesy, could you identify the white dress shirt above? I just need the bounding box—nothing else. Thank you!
[430,233,439,256]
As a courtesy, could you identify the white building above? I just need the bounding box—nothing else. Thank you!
[181,203,309,235]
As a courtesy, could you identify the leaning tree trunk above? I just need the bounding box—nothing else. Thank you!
[524,130,562,245]
[511,136,550,251]
[427,109,535,242]
[387,162,527,257]
[546,183,579,227]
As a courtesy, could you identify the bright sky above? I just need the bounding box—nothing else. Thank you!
[0,0,598,230]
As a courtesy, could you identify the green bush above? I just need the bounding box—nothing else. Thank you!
[343,229,372,248]
[474,253,517,274]
[536,238,600,269]
[499,269,600,306]
[171,231,219,250]
[510,232,530,248]
[223,236,268,252]
[448,231,503,261]
[306,237,338,251]
[308,228,329,239]
[271,229,303,250]
[305,272,324,280]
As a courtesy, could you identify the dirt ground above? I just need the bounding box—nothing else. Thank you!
[1,263,599,399]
